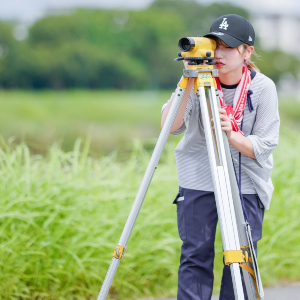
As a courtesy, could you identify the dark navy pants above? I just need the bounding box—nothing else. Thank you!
[174,187,264,300]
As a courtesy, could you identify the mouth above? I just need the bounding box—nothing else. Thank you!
[215,62,225,67]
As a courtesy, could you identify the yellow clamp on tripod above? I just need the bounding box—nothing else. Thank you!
[223,248,260,300]
[113,245,127,260]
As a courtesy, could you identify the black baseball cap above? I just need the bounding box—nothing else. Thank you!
[204,14,255,48]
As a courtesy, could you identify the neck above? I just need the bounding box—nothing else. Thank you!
[219,65,244,86]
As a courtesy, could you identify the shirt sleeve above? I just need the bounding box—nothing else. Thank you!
[161,90,194,135]
[247,79,280,168]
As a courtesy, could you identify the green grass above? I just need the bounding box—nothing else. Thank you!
[259,125,300,284]
[0,90,173,155]
[0,125,300,299]
[0,90,300,299]
[0,138,180,299]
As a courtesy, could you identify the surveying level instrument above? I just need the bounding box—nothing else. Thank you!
[97,36,264,300]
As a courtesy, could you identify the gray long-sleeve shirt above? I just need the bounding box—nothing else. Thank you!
[162,70,280,209]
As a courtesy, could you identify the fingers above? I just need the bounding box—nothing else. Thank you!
[211,118,230,131]
[183,60,190,69]
[220,121,231,132]
[219,109,230,122]
[211,113,232,133]
[219,108,226,114]
[219,113,229,122]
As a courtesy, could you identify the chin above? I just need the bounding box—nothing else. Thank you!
[217,68,227,74]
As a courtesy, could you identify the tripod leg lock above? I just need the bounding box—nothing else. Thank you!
[224,250,260,299]
[241,245,250,263]
[113,245,127,260]
[223,250,244,265]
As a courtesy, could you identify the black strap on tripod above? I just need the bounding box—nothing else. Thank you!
[232,89,254,222]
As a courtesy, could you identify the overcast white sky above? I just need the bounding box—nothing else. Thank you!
[0,0,299,23]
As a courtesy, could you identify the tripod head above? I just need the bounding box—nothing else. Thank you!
[175,36,216,66]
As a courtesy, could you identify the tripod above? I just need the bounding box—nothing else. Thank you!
[97,55,264,300]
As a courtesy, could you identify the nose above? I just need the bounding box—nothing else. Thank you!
[214,45,222,59]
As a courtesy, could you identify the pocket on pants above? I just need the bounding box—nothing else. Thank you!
[256,194,265,209]
[173,192,186,241]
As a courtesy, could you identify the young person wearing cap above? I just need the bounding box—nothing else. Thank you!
[161,14,280,300]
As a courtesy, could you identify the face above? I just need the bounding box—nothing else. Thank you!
[213,39,253,77]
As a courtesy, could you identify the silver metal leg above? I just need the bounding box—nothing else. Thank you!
[208,86,264,300]
[197,85,245,300]
[97,78,191,300]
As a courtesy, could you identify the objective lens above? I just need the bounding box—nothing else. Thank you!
[178,37,195,52]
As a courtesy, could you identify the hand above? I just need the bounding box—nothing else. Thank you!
[183,60,190,69]
[219,108,232,138]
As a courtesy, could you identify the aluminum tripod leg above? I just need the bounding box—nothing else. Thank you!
[97,77,193,300]
[208,87,263,300]
[197,85,245,300]
[221,115,264,299]
[207,86,264,300]
[198,80,264,300]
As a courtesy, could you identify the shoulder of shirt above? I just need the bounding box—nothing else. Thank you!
[251,70,276,90]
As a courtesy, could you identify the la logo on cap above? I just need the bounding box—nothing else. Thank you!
[219,18,229,30]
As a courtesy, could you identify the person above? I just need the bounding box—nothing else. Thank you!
[161,14,280,300]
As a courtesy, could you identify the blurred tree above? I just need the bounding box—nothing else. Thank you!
[23,9,186,89]
[0,21,29,88]
[0,1,299,89]
[254,48,300,84]
[150,0,249,35]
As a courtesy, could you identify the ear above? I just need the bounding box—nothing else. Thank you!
[244,45,254,61]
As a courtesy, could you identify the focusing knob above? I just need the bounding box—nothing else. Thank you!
[206,51,211,57]
[178,52,182,57]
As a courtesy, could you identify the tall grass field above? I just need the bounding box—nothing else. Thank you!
[0,90,300,299]
[0,90,173,155]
